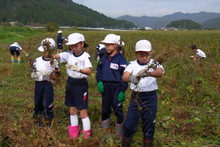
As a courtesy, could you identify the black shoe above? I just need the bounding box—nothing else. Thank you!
[34,118,43,127]
[122,136,132,147]
[45,118,55,128]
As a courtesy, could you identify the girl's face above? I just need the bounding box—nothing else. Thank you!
[105,43,117,56]
[70,42,84,55]
[136,51,150,64]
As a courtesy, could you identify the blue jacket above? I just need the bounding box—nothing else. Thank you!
[56,34,64,43]
[96,52,128,91]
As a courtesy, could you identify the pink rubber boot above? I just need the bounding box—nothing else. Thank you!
[68,125,79,139]
[81,130,91,139]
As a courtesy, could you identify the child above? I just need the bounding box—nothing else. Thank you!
[118,41,125,55]
[53,33,92,139]
[190,45,206,61]
[96,34,128,137]
[56,30,65,53]
[31,38,59,128]
[121,40,164,147]
[95,44,106,61]
[9,42,28,63]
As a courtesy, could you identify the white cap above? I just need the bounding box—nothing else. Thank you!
[135,40,152,52]
[101,34,120,45]
[58,30,62,34]
[96,44,105,50]
[38,38,55,52]
[14,42,19,45]
[121,41,125,46]
[66,33,85,45]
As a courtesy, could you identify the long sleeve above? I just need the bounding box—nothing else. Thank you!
[96,60,103,82]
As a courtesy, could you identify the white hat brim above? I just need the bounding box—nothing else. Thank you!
[38,46,45,52]
[135,48,151,52]
[100,40,116,44]
[66,41,81,45]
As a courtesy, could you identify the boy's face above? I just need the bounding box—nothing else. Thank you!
[136,51,150,64]
[70,42,84,55]
[105,43,117,55]
[192,48,197,53]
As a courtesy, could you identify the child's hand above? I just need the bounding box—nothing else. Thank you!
[66,63,80,72]
[117,92,125,102]
[97,81,104,93]
[136,69,150,78]
[129,75,140,84]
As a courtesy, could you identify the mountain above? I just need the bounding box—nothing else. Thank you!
[0,0,134,28]
[202,17,220,29]
[118,12,220,28]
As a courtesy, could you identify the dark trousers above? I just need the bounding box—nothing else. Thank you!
[33,81,54,120]
[123,91,157,140]
[102,82,124,124]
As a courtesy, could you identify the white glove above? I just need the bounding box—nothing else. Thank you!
[66,64,80,72]
[129,75,140,84]
[39,70,51,76]
[25,53,29,57]
[31,72,39,80]
[136,69,150,78]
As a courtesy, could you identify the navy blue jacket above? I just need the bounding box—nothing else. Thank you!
[96,52,128,91]
[56,34,64,43]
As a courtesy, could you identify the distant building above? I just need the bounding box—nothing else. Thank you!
[144,27,153,30]
[10,22,18,26]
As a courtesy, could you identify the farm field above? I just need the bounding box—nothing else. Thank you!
[0,26,220,146]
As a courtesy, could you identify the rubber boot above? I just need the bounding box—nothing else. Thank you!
[101,119,110,128]
[116,123,123,138]
[68,125,79,139]
[122,136,132,147]
[144,138,153,147]
[81,130,91,139]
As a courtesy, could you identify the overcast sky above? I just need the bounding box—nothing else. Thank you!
[72,0,220,18]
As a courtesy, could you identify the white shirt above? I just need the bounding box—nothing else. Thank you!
[32,56,59,81]
[59,51,92,79]
[196,49,206,58]
[10,43,22,50]
[124,59,164,92]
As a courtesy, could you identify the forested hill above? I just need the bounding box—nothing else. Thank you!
[0,0,134,28]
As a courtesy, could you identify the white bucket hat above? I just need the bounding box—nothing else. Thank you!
[135,40,152,52]
[58,30,62,34]
[38,38,55,52]
[101,34,120,45]
[66,33,85,45]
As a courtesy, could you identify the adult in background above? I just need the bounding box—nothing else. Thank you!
[9,42,28,63]
[56,30,65,53]
[190,45,206,61]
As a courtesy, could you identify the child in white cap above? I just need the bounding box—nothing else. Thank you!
[121,40,164,146]
[96,34,128,137]
[54,33,92,139]
[31,38,59,128]
[9,42,28,63]
[190,45,206,61]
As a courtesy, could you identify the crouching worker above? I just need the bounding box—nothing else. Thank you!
[122,40,164,147]
[53,33,92,139]
[31,38,59,128]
